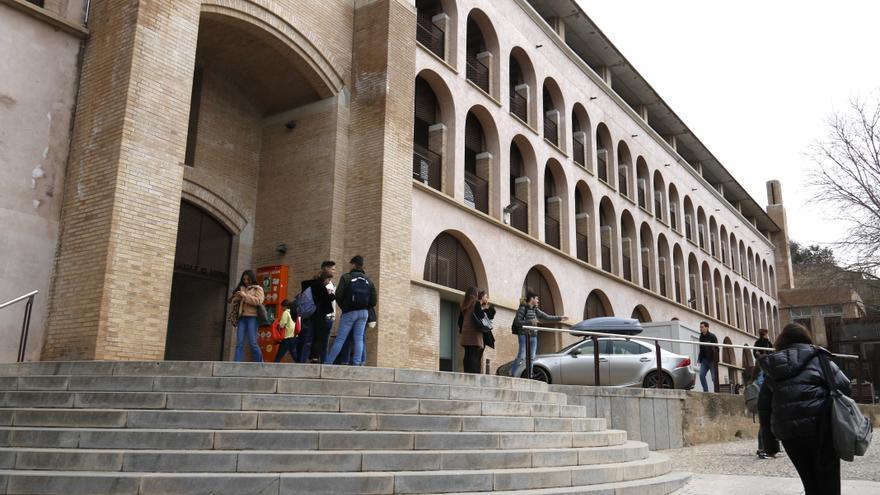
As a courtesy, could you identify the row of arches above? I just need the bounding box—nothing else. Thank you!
[414,72,776,305]
[413,2,777,301]
[422,230,779,339]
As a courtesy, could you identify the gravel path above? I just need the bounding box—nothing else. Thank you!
[666,439,880,481]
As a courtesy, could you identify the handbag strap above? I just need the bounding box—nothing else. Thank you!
[817,351,838,395]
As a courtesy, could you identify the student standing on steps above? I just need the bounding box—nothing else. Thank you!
[229,270,265,362]
[325,255,377,366]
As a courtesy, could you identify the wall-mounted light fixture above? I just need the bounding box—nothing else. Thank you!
[284,121,296,130]
[589,96,598,100]
[276,243,288,255]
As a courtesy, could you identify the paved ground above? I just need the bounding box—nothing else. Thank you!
[667,440,880,494]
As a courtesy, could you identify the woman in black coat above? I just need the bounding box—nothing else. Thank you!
[758,322,851,495]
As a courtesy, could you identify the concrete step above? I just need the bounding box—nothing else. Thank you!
[0,409,605,433]
[0,392,585,418]
[0,427,628,451]
[0,375,567,405]
[0,442,649,472]
[0,453,672,494]
[423,471,692,495]
[0,362,547,393]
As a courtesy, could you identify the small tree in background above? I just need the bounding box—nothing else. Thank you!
[789,241,835,265]
[810,94,880,275]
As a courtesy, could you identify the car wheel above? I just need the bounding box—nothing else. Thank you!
[643,371,673,389]
[522,367,551,383]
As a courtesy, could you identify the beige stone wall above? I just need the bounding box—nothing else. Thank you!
[0,4,82,362]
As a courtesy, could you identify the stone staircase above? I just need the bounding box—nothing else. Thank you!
[0,361,690,494]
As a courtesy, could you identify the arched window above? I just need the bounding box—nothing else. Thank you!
[640,223,655,291]
[542,78,563,148]
[509,139,529,234]
[574,181,594,264]
[697,207,708,250]
[464,110,490,214]
[636,157,650,212]
[584,290,612,319]
[617,141,633,198]
[620,210,637,282]
[599,197,617,274]
[657,235,672,298]
[508,47,535,124]
[653,171,666,222]
[423,232,477,291]
[572,103,591,168]
[596,123,612,185]
[683,196,695,242]
[466,11,497,95]
[631,305,651,323]
[415,0,447,59]
[413,75,443,190]
[673,244,685,304]
[543,163,562,250]
[668,184,681,232]
[709,216,719,258]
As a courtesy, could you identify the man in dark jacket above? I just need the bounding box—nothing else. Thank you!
[297,263,336,363]
[697,321,718,392]
[758,339,851,494]
[324,255,377,366]
[753,328,772,359]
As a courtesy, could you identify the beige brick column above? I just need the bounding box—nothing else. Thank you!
[347,0,416,368]
[43,0,200,360]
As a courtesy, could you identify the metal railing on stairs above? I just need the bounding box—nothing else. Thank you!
[2,290,38,362]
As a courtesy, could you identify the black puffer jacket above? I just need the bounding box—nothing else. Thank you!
[758,344,851,444]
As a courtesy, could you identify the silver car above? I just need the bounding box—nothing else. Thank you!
[498,337,696,389]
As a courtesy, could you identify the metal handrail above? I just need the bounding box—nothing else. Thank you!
[520,325,866,398]
[0,290,38,309]
[2,290,38,363]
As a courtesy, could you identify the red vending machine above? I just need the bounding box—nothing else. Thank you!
[256,264,288,362]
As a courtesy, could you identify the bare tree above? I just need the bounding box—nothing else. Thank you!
[810,94,880,275]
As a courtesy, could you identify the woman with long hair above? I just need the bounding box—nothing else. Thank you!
[458,286,487,373]
[758,322,851,495]
[229,270,265,362]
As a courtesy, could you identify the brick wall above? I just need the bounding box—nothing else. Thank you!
[345,0,416,367]
[43,0,200,360]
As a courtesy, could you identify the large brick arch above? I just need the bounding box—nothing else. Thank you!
[200,0,344,97]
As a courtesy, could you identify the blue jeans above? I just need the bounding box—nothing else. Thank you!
[234,316,262,362]
[325,310,368,365]
[699,358,714,392]
[336,322,367,365]
[512,333,538,377]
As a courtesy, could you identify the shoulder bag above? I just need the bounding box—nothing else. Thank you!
[818,353,873,461]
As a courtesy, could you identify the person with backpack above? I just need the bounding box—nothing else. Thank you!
[758,322,852,495]
[744,366,776,459]
[228,270,265,362]
[325,255,376,366]
[273,299,299,363]
[754,328,772,359]
[297,271,335,363]
[511,291,567,377]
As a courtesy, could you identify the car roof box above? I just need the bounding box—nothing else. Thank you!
[570,317,644,336]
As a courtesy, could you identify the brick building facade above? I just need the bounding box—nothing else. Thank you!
[2,0,789,374]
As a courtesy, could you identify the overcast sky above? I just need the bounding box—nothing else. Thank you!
[577,0,880,255]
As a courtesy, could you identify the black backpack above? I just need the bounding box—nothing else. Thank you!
[346,275,372,310]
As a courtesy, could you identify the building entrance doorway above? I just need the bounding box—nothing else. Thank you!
[165,202,232,361]
[439,299,460,371]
